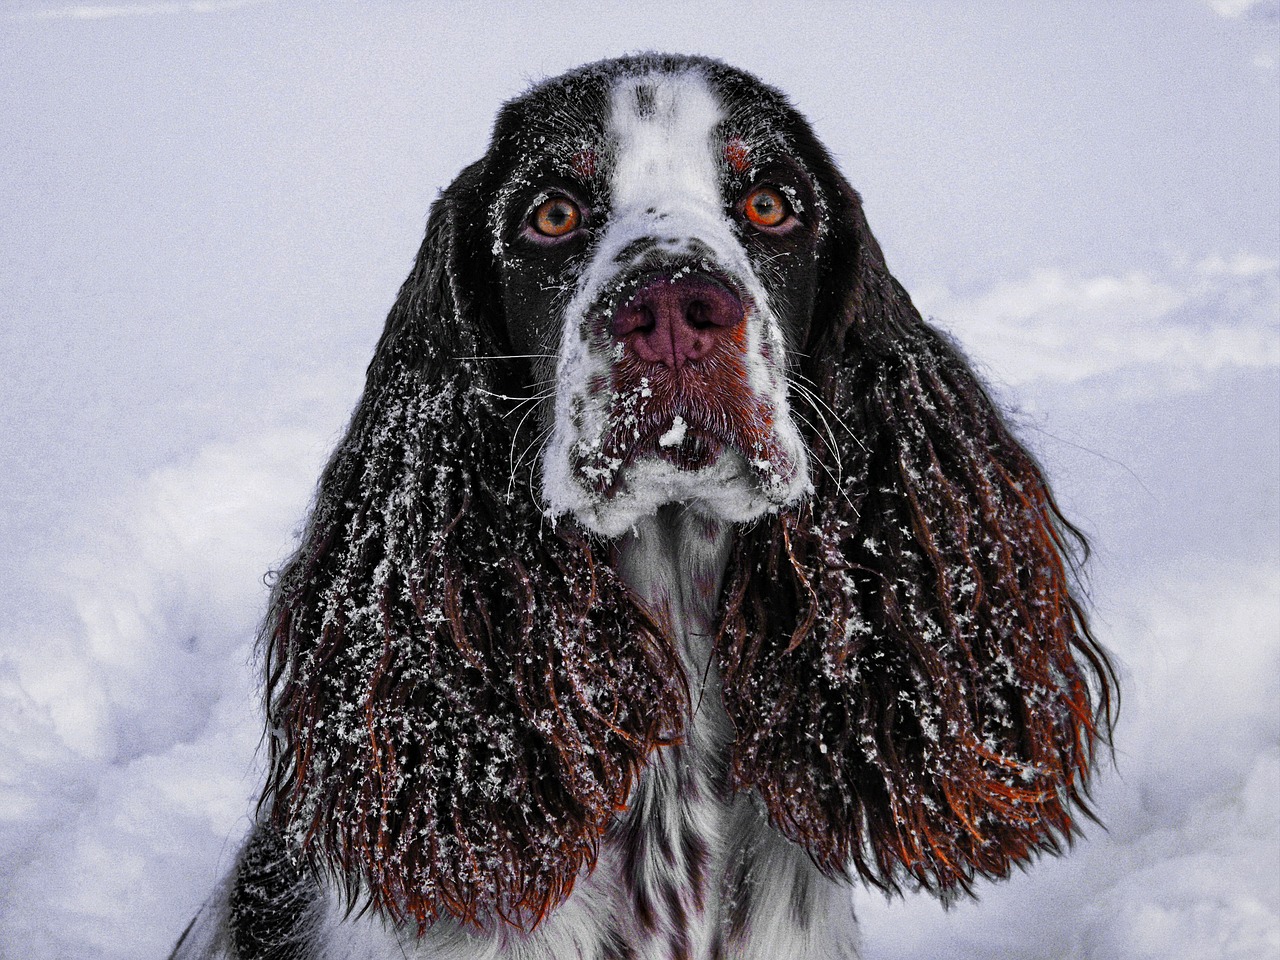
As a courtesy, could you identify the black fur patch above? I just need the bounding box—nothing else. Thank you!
[228,826,318,960]
[789,865,815,930]
[634,83,657,117]
[679,820,711,910]
[603,931,638,960]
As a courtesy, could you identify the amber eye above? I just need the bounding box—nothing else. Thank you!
[742,185,791,229]
[531,196,582,238]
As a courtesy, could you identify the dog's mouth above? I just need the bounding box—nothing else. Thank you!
[573,400,798,501]
[573,407,721,497]
[632,415,724,471]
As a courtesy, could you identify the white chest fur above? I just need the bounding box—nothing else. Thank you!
[610,508,738,958]
[602,508,861,960]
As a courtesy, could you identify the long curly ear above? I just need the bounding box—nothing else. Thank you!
[260,165,685,931]
[717,177,1116,894]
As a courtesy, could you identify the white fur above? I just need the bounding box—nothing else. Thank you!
[610,511,859,960]
[610,509,733,957]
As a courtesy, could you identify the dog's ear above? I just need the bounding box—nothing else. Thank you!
[260,164,685,931]
[717,174,1115,894]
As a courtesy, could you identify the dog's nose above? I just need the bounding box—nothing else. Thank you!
[613,274,744,369]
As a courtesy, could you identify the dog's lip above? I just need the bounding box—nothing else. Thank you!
[579,416,729,497]
[630,420,725,467]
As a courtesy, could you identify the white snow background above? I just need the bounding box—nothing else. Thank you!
[1,1,1277,957]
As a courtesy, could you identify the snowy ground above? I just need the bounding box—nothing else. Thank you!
[1,2,1277,958]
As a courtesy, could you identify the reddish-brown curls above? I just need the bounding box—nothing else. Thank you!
[714,179,1115,892]
[260,172,686,932]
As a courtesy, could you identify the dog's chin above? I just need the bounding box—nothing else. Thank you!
[567,448,811,539]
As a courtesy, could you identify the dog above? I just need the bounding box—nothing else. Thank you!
[170,53,1114,960]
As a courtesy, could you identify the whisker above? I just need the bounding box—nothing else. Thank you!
[791,408,842,485]
[789,393,843,478]
[793,407,860,518]
[454,353,560,361]
[508,403,552,500]
[789,378,868,453]
[790,403,859,518]
[475,386,556,405]
[525,428,555,513]
[511,422,554,503]
[499,391,556,422]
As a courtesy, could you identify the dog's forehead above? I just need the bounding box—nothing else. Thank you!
[604,69,723,209]
[484,58,827,255]
[497,61,797,188]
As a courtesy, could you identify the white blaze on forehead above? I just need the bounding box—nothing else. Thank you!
[608,70,724,219]
[584,68,759,313]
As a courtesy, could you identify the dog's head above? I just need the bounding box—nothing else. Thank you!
[483,59,827,534]
[260,54,1114,932]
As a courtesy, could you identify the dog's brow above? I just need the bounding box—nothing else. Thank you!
[724,137,750,174]
[570,147,598,180]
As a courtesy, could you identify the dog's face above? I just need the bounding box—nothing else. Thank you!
[483,60,827,535]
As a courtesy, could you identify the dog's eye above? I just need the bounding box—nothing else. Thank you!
[741,186,792,229]
[530,196,582,238]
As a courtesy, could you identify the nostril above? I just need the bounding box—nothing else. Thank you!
[686,299,712,330]
[615,302,656,338]
[688,282,744,330]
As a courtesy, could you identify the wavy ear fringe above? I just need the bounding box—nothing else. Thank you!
[260,175,685,931]
[717,187,1115,894]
